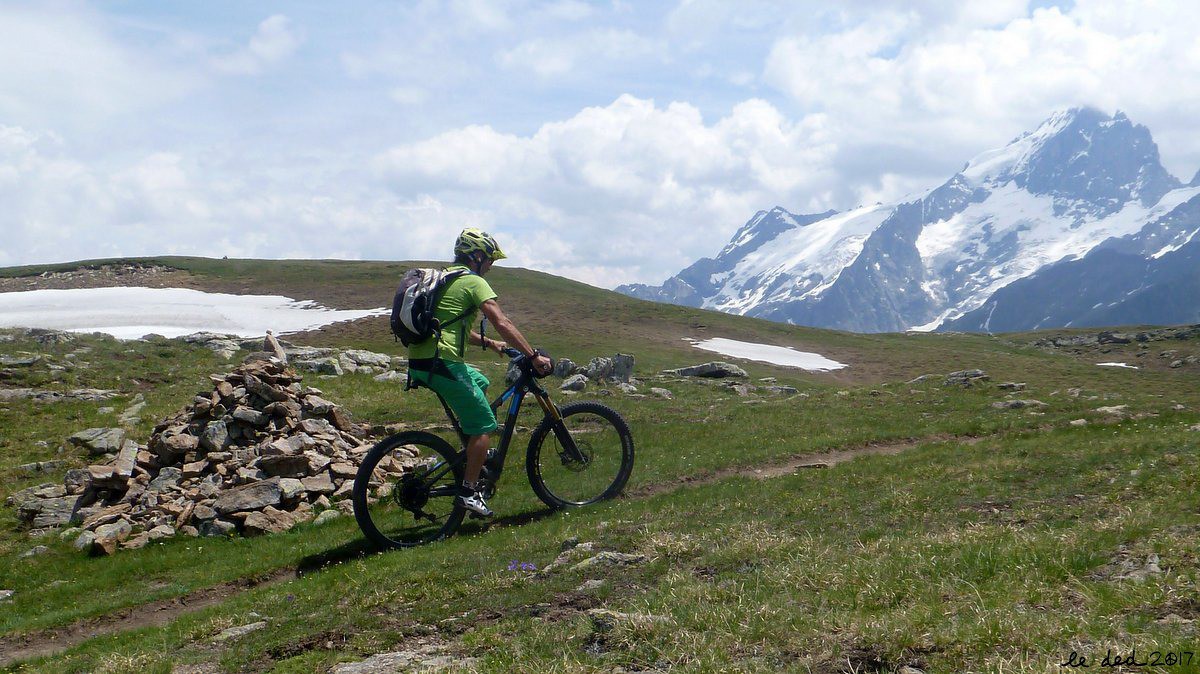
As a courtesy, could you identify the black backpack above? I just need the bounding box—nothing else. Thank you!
[390,268,469,346]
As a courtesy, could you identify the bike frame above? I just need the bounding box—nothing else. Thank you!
[425,358,582,490]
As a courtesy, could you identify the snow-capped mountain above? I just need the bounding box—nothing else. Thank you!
[617,108,1200,333]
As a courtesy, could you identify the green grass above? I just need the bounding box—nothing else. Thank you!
[2,257,1199,672]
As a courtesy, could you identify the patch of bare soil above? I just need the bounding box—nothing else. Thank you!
[0,263,199,293]
[0,567,294,667]
[626,434,985,499]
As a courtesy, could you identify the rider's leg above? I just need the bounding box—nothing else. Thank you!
[463,432,490,486]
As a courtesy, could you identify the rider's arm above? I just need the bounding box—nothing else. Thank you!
[468,329,506,354]
[479,300,551,373]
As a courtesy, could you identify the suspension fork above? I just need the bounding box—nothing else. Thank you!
[531,391,587,463]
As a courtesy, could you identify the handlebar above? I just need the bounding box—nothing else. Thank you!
[503,347,553,377]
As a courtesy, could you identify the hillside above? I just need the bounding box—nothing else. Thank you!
[1,258,1199,672]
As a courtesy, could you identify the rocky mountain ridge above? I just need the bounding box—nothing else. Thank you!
[618,108,1200,332]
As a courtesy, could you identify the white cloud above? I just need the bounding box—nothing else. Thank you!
[498,29,660,77]
[0,5,197,126]
[763,2,1200,179]
[378,95,838,286]
[212,15,303,75]
[0,123,478,270]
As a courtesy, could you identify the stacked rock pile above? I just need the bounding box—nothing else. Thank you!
[8,355,412,555]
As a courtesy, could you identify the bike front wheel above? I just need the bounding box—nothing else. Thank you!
[526,401,635,509]
[352,431,465,549]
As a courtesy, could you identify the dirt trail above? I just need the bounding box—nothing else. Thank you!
[627,433,986,499]
[0,433,987,666]
[0,568,293,666]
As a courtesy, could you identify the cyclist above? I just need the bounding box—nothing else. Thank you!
[407,228,553,517]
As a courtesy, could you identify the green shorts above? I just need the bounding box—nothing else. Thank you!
[410,360,498,436]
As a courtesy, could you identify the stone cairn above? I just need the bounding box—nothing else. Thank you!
[8,343,417,555]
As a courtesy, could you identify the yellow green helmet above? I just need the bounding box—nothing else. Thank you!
[454,227,507,260]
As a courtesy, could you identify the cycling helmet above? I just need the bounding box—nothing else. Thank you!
[454,228,507,261]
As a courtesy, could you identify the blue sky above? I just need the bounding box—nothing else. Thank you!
[2,0,1196,287]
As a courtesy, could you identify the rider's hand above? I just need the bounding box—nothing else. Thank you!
[489,339,508,354]
[532,354,552,375]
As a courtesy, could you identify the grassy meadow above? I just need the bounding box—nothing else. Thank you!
[1,257,1198,673]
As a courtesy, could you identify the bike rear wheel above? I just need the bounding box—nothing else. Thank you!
[526,401,634,509]
[352,431,465,549]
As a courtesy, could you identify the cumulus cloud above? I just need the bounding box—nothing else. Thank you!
[498,29,660,77]
[764,2,1200,180]
[0,123,476,271]
[212,15,304,75]
[377,95,838,286]
[0,5,197,127]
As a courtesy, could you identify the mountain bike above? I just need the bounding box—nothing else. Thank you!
[352,348,635,549]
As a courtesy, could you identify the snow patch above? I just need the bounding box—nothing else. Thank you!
[1097,362,1139,369]
[0,287,387,340]
[685,337,846,371]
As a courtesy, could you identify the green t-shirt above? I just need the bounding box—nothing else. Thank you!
[408,265,498,362]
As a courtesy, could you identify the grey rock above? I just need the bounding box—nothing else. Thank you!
[997,382,1027,391]
[214,480,282,514]
[373,370,406,383]
[232,406,268,427]
[212,621,267,642]
[552,358,577,378]
[148,525,176,541]
[649,387,674,400]
[73,530,96,551]
[68,427,126,456]
[616,382,638,394]
[945,369,989,386]
[92,520,132,555]
[610,353,635,382]
[278,478,305,501]
[329,645,477,673]
[302,396,335,415]
[19,545,49,558]
[344,349,392,368]
[313,509,341,525]
[584,357,613,381]
[991,399,1047,410]
[148,467,183,492]
[259,454,310,478]
[200,420,230,453]
[0,590,13,603]
[561,374,588,392]
[763,385,799,395]
[15,460,66,475]
[668,362,748,378]
[294,358,343,376]
[1095,405,1130,415]
[571,551,647,571]
[199,518,237,537]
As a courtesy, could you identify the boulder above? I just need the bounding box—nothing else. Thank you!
[552,358,577,378]
[610,353,635,382]
[91,520,132,556]
[214,481,282,514]
[945,370,989,386]
[68,427,126,456]
[668,362,747,378]
[200,420,230,453]
[650,387,674,400]
[243,507,297,536]
[584,357,614,381]
[561,374,588,392]
[991,400,1047,410]
[294,358,343,376]
[344,349,392,368]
